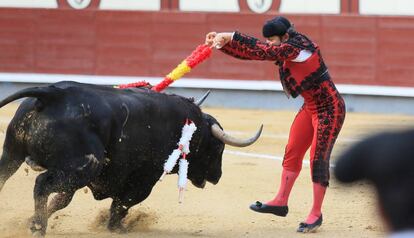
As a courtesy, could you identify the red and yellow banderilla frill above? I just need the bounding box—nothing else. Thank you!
[117,44,212,92]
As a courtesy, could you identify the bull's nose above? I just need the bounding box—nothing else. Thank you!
[191,179,206,189]
[208,178,219,185]
[206,175,220,185]
[207,172,221,185]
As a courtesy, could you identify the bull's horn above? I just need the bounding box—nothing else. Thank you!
[211,124,263,147]
[194,90,211,106]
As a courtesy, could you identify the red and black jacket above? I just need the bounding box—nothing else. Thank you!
[220,31,330,98]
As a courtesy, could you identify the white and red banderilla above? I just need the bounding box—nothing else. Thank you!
[159,119,197,203]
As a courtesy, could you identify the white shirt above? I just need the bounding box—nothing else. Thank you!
[291,50,312,62]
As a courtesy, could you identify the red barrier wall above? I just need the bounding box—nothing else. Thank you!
[1,8,414,87]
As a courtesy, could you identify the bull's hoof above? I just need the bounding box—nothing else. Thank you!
[32,230,45,238]
[28,216,46,237]
[108,223,127,234]
[30,225,46,237]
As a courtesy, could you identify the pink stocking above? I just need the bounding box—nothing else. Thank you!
[266,169,299,206]
[305,182,326,224]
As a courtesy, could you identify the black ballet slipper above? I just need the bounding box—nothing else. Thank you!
[249,201,288,217]
[297,214,323,233]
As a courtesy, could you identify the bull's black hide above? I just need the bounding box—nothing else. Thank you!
[0,81,261,236]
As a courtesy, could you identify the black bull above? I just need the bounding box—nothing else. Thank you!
[0,81,262,236]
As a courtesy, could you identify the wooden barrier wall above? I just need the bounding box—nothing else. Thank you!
[1,8,414,87]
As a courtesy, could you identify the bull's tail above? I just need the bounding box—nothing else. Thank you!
[0,85,63,108]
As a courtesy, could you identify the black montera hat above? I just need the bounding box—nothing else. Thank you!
[262,16,291,38]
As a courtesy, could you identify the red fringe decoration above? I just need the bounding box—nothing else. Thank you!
[118,81,150,89]
[151,45,212,92]
[116,44,212,92]
[151,77,174,92]
[186,44,212,68]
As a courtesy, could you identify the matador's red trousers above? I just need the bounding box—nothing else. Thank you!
[282,81,346,186]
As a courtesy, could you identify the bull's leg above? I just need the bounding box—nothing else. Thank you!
[30,154,103,236]
[108,198,129,233]
[30,171,62,237]
[47,191,75,218]
[0,148,25,192]
[108,185,153,232]
[26,191,75,236]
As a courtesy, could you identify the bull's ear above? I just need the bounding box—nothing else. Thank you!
[194,90,211,107]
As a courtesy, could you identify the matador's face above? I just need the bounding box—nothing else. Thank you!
[266,35,282,46]
[265,33,289,46]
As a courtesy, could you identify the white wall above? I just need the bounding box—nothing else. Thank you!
[1,0,414,16]
[179,0,239,12]
[100,0,160,11]
[279,0,340,14]
[0,0,57,8]
[360,0,414,16]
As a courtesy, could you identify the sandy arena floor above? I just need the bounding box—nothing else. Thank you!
[0,103,414,238]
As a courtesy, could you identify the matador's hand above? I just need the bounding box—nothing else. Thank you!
[206,32,233,49]
[205,32,217,47]
[212,32,233,49]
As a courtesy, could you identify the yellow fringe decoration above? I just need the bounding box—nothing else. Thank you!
[167,60,192,81]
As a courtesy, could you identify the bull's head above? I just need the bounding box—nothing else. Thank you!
[188,112,263,189]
